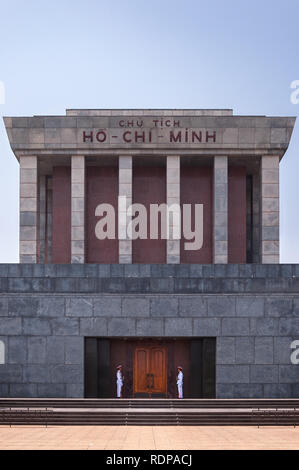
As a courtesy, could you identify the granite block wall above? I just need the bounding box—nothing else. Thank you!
[0,264,298,398]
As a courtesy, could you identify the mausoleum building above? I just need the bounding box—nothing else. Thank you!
[0,108,298,399]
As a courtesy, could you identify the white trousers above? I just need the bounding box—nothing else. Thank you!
[117,382,123,398]
[177,383,183,399]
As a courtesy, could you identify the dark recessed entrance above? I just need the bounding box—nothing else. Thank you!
[84,337,216,399]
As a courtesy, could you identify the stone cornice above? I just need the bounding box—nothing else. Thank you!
[2,112,296,160]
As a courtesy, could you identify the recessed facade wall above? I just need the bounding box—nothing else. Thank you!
[180,166,213,263]
[86,166,118,263]
[36,160,254,265]
[52,167,71,264]
[228,166,247,263]
[31,160,270,265]
[132,166,166,263]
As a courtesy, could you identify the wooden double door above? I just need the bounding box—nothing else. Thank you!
[134,346,167,397]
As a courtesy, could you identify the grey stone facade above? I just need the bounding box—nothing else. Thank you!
[0,263,298,398]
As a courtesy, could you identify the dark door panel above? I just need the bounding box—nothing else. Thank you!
[84,338,110,398]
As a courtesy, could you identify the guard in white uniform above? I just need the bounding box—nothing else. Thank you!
[176,366,183,399]
[116,364,123,398]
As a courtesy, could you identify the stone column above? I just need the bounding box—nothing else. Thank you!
[252,173,260,263]
[46,177,53,263]
[20,156,38,263]
[119,156,132,263]
[213,156,228,263]
[167,155,180,264]
[260,155,279,263]
[71,155,85,263]
[39,175,46,263]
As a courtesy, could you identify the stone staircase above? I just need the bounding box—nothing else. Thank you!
[0,398,299,426]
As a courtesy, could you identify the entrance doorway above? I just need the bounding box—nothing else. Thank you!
[84,337,216,399]
[134,345,167,397]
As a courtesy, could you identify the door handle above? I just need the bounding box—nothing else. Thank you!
[146,373,151,389]
[151,374,154,389]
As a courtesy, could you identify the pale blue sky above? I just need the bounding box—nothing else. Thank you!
[0,0,298,263]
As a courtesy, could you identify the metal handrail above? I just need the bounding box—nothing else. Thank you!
[0,407,54,427]
[252,407,299,428]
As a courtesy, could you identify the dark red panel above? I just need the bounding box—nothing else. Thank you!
[86,166,118,263]
[52,167,71,263]
[228,166,247,263]
[180,166,213,263]
[132,167,166,263]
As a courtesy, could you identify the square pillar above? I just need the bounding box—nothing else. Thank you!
[167,155,180,264]
[46,177,53,263]
[252,173,260,263]
[260,155,279,263]
[38,175,46,263]
[71,155,85,263]
[213,156,228,263]
[119,156,132,263]
[20,156,38,263]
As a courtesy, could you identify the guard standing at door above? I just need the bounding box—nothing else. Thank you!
[177,366,183,399]
[116,364,124,398]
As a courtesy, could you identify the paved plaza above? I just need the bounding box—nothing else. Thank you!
[0,425,298,450]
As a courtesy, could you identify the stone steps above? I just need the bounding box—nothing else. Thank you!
[0,399,299,426]
[1,410,298,426]
[1,398,299,408]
